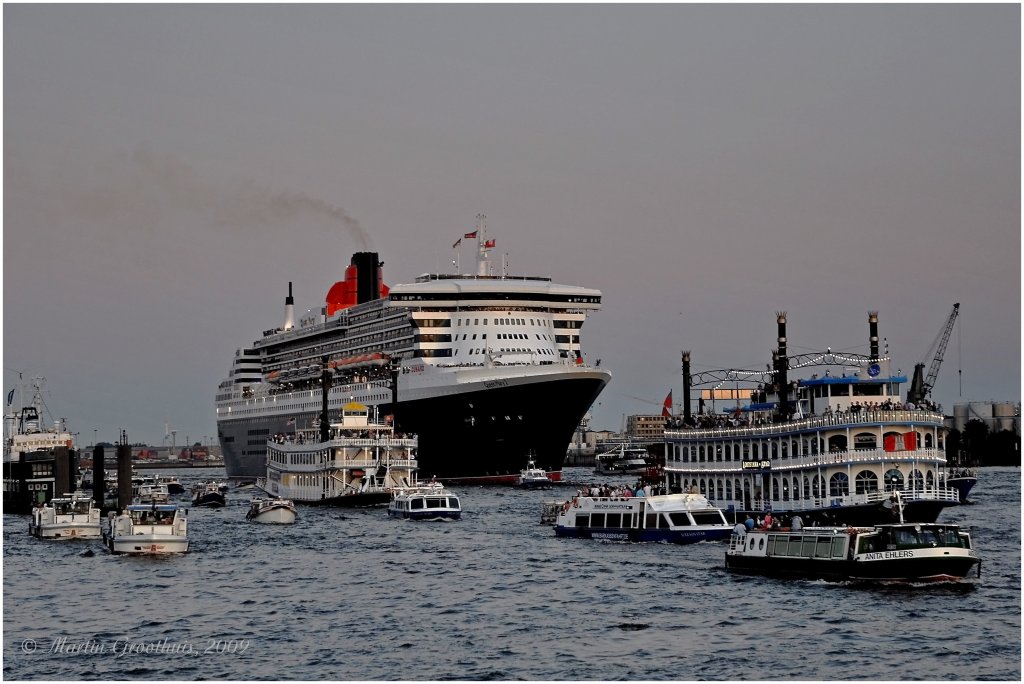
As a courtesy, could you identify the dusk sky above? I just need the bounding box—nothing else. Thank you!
[4,4,1020,447]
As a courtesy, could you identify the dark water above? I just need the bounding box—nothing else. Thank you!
[3,467,1020,681]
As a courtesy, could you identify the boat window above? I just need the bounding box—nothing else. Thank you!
[855,470,879,495]
[829,473,850,497]
[815,538,833,558]
[801,538,817,557]
[426,498,444,508]
[447,498,458,508]
[574,514,589,528]
[590,513,605,528]
[692,512,725,525]
[769,535,786,556]
[668,513,692,527]
[645,513,660,529]
[411,498,425,509]
[605,513,622,528]
[831,537,847,558]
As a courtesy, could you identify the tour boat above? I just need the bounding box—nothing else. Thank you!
[29,492,101,539]
[216,217,610,485]
[553,491,733,543]
[246,497,298,524]
[191,481,226,508]
[593,443,651,476]
[258,400,418,507]
[387,481,462,520]
[664,311,962,527]
[725,521,980,583]
[103,504,189,555]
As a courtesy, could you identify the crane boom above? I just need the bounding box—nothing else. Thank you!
[907,303,960,405]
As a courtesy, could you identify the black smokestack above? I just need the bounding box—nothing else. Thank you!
[776,311,789,420]
[353,252,381,304]
[682,351,692,423]
[869,311,879,361]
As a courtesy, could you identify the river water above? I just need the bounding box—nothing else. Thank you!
[3,467,1019,680]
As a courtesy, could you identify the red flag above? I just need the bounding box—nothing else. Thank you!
[484,239,496,248]
[662,390,673,417]
[452,237,462,248]
[464,230,478,239]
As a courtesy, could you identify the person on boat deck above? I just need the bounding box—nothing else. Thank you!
[762,512,773,529]
[733,522,746,536]
[791,515,803,531]
[744,515,755,531]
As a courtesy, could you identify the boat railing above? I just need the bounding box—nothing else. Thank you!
[667,447,948,473]
[711,485,962,513]
[665,409,946,440]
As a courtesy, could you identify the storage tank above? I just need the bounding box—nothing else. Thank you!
[992,402,1019,432]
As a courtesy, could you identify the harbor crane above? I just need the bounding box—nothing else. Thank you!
[906,303,960,406]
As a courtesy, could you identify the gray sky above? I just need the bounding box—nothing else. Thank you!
[4,4,1020,446]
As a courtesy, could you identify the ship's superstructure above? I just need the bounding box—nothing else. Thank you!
[217,217,610,483]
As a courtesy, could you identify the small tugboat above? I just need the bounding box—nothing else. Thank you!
[946,468,978,503]
[388,481,461,520]
[517,458,552,489]
[29,492,101,539]
[191,481,226,508]
[553,490,733,543]
[246,497,298,524]
[155,474,185,496]
[259,399,418,508]
[725,520,980,583]
[103,504,189,554]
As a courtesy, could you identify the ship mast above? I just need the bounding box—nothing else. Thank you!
[475,213,493,277]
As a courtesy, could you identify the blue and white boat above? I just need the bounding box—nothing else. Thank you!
[553,491,732,543]
[388,481,461,521]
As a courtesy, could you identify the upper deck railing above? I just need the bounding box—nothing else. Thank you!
[665,409,945,441]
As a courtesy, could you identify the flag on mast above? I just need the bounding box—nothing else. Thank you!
[464,230,478,239]
[662,390,673,417]
[484,239,496,248]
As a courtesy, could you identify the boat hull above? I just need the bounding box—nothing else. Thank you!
[192,493,226,508]
[387,509,461,521]
[29,523,101,540]
[104,534,189,555]
[248,506,297,524]
[725,553,980,582]
[219,369,609,483]
[297,493,391,508]
[554,526,732,544]
[947,476,977,503]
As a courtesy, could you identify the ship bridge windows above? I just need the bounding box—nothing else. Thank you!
[855,470,879,494]
[852,383,884,397]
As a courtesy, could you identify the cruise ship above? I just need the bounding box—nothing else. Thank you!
[216,217,611,484]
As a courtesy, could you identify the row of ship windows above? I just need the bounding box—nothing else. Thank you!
[391,293,599,304]
[671,469,937,501]
[669,431,938,462]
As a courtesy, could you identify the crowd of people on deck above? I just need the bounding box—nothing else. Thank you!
[573,481,667,499]
[664,397,943,430]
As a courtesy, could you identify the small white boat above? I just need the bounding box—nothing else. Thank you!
[517,459,552,489]
[135,482,170,505]
[246,497,297,524]
[388,481,461,521]
[103,504,189,555]
[29,492,101,539]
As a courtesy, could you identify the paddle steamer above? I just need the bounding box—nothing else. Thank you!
[664,311,961,526]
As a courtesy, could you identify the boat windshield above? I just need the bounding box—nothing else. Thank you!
[859,526,969,552]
